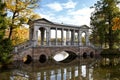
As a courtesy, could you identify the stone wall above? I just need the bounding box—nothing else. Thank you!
[13,46,96,61]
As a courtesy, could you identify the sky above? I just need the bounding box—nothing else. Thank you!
[35,0,98,26]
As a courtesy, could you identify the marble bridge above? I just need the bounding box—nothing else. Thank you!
[13,18,100,62]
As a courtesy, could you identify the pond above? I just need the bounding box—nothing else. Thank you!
[0,55,120,80]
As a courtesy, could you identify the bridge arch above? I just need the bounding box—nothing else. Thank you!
[51,47,78,57]
[89,51,94,58]
[39,54,47,63]
[83,52,88,58]
[23,55,33,64]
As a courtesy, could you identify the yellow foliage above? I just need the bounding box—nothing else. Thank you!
[30,14,41,20]
[11,27,29,45]
[6,3,16,11]
[6,0,29,11]
[112,17,120,30]
[5,0,40,39]
[5,0,40,23]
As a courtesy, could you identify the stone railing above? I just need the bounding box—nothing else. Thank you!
[13,40,34,53]
[50,41,80,46]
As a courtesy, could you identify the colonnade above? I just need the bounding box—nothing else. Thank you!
[29,18,90,47]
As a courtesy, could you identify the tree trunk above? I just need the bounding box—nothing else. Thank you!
[108,31,114,49]
[8,26,13,39]
[108,15,114,49]
[8,12,16,39]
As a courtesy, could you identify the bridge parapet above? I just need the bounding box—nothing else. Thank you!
[13,41,34,53]
[13,41,99,53]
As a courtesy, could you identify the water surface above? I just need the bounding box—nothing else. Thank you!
[0,56,120,80]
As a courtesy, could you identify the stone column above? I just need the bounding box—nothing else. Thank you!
[71,30,75,45]
[66,29,70,45]
[29,27,33,41]
[61,28,64,46]
[41,29,45,45]
[86,32,90,46]
[49,28,51,46]
[73,30,75,45]
[33,26,38,47]
[55,28,57,45]
[79,31,82,46]
[36,30,38,45]
[46,28,49,46]
[78,30,80,46]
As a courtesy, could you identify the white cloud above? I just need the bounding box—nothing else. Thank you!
[40,13,55,20]
[49,7,94,26]
[69,7,93,16]
[42,2,94,26]
[40,7,94,26]
[46,2,63,11]
[63,0,77,9]
[46,0,77,11]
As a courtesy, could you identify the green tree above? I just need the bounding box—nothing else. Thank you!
[90,0,120,49]
[0,0,13,67]
[0,0,6,40]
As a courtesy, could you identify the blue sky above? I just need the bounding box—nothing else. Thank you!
[35,0,98,26]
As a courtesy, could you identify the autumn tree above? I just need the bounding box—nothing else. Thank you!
[5,0,40,39]
[90,0,120,49]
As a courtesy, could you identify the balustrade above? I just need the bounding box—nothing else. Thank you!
[14,41,34,53]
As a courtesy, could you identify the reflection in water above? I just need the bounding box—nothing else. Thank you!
[0,56,120,80]
[81,65,86,77]
[93,56,120,80]
[89,67,93,80]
